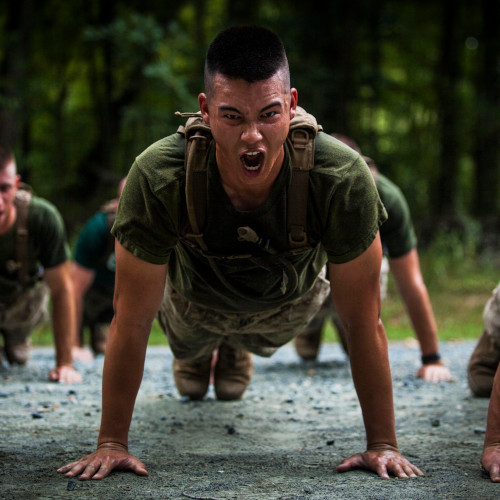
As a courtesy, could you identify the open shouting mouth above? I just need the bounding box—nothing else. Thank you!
[241,152,264,171]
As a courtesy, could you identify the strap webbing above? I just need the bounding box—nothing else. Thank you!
[14,186,32,283]
[286,127,315,248]
[185,131,211,252]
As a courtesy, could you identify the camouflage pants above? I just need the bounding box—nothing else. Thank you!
[157,268,331,360]
[484,282,500,343]
[0,283,49,348]
[80,284,114,351]
[302,256,389,338]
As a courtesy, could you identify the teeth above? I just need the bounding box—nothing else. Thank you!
[241,151,263,171]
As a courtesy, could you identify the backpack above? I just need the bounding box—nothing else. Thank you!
[174,107,323,305]
[175,106,322,253]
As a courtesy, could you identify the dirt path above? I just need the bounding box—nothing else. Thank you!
[1,340,498,499]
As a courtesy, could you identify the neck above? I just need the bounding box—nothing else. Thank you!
[222,182,273,211]
[217,148,285,211]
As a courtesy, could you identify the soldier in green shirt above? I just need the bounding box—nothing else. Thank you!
[59,26,422,481]
[295,134,452,383]
[0,144,81,383]
[72,177,127,357]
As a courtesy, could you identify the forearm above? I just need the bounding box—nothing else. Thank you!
[349,320,398,449]
[399,282,439,356]
[390,251,440,357]
[484,367,500,449]
[51,288,77,366]
[71,264,95,335]
[98,317,150,447]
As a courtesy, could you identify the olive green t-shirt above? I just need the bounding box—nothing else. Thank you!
[0,196,70,303]
[112,131,387,313]
[377,173,417,258]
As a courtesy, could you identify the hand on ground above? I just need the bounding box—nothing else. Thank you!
[417,363,452,382]
[482,445,500,482]
[57,443,148,480]
[337,447,424,479]
[49,365,82,383]
[72,346,94,362]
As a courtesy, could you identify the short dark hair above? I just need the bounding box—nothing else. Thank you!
[0,143,14,170]
[204,25,290,95]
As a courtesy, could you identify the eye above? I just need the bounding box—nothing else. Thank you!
[262,111,277,118]
[224,113,240,120]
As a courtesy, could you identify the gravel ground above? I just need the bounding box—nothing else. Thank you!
[1,339,499,500]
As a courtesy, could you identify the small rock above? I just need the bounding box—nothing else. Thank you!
[430,418,440,427]
[225,424,236,434]
[32,412,43,419]
[326,439,335,446]
[474,427,486,434]
[67,480,76,491]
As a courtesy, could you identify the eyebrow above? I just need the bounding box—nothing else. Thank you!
[217,101,283,114]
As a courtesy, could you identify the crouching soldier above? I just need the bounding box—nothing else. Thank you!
[0,144,81,383]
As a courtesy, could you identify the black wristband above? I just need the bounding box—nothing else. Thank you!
[421,353,441,365]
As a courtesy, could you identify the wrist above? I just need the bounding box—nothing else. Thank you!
[97,440,129,451]
[56,360,74,369]
[367,442,399,453]
[421,352,441,365]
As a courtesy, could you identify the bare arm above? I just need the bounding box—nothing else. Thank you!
[389,249,451,381]
[58,241,168,480]
[482,365,500,482]
[330,234,422,478]
[44,261,81,383]
[71,262,95,334]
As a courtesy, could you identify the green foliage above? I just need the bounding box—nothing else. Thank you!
[1,0,498,238]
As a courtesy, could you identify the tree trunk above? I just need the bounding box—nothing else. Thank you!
[433,0,461,223]
[0,0,34,151]
[473,0,500,242]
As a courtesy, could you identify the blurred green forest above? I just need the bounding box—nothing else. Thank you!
[1,0,499,252]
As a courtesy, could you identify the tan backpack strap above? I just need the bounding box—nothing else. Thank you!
[178,106,321,252]
[286,107,320,249]
[14,185,32,283]
[181,113,213,252]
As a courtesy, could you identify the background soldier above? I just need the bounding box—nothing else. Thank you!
[0,144,81,383]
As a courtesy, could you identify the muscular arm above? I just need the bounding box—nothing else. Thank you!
[44,261,81,383]
[98,242,167,448]
[330,234,422,478]
[59,241,168,479]
[389,249,451,381]
[71,262,95,332]
[482,366,500,482]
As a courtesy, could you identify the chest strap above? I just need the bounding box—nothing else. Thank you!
[176,106,321,253]
[13,185,32,283]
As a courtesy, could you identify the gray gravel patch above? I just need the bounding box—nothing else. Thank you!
[0,340,498,499]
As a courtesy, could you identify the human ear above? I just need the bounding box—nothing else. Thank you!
[289,88,298,119]
[198,93,210,124]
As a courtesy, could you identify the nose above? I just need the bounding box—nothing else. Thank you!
[241,122,262,143]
